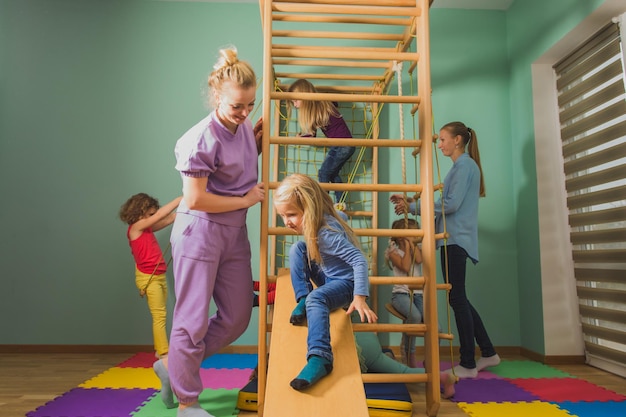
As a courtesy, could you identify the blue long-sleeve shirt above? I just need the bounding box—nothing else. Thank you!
[410,153,480,263]
[317,215,370,297]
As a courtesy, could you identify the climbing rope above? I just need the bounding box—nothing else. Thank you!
[404,62,457,379]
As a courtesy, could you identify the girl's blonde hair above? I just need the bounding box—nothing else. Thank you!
[207,46,257,108]
[288,79,340,136]
[274,173,359,264]
[440,121,486,197]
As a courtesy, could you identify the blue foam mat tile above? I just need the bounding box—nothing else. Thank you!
[200,353,258,369]
[555,400,626,417]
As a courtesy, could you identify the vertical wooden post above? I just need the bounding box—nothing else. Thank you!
[416,0,440,415]
[257,1,272,415]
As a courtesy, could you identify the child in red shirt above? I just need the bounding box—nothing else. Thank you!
[119,193,182,359]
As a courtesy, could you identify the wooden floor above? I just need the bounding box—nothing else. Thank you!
[2,352,624,417]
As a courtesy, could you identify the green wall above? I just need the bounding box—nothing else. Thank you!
[378,8,518,349]
[506,0,607,354]
[0,0,609,353]
[0,0,264,345]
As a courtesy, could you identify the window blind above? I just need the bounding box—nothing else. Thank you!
[554,21,626,375]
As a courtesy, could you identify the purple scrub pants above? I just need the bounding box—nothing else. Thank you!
[167,213,254,405]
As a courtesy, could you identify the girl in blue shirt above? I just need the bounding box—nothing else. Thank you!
[274,173,378,390]
[391,122,500,379]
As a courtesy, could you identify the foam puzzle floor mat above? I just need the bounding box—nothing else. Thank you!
[26,353,626,417]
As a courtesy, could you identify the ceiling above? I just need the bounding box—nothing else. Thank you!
[160,0,515,10]
[432,0,514,9]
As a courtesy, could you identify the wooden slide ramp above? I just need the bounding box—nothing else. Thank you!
[263,273,369,416]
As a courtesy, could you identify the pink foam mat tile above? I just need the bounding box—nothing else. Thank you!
[117,352,157,368]
[199,368,254,389]
[510,377,626,403]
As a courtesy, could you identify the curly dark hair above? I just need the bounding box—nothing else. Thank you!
[119,193,159,225]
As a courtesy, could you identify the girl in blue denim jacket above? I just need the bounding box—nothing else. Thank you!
[390,122,499,379]
[273,173,378,390]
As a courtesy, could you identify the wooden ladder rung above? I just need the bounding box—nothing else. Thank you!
[272,2,419,17]
[271,91,419,104]
[272,14,413,26]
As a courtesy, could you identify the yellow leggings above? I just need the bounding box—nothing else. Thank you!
[135,269,169,357]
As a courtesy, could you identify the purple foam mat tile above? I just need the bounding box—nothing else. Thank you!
[438,361,455,370]
[449,378,540,404]
[472,370,500,379]
[26,387,157,417]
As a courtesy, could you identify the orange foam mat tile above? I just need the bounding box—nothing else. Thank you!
[457,401,575,417]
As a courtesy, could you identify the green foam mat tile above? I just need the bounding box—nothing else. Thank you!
[488,360,573,379]
[132,388,239,417]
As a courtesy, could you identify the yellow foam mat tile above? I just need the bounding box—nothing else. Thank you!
[458,401,574,417]
[79,367,159,389]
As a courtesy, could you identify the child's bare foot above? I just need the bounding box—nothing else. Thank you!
[440,371,456,399]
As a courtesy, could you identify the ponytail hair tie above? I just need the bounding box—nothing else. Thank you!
[467,127,472,134]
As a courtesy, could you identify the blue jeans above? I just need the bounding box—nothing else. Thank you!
[441,244,496,369]
[391,292,442,354]
[318,146,356,203]
[289,241,354,363]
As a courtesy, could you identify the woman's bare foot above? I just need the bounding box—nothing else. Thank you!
[440,371,457,399]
